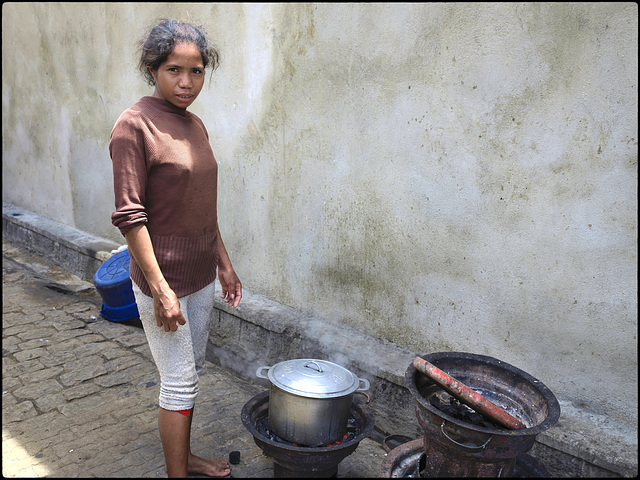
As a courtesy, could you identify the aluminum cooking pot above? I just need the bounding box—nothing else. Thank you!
[256,359,370,447]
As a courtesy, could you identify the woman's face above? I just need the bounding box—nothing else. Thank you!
[149,42,205,109]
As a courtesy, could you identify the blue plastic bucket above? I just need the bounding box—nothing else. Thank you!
[93,249,139,321]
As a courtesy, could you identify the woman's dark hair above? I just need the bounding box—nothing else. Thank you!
[138,18,220,86]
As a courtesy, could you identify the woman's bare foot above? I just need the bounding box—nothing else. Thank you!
[188,452,231,477]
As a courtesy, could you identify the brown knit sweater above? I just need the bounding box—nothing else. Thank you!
[110,96,219,297]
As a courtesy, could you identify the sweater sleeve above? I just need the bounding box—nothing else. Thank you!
[110,112,149,235]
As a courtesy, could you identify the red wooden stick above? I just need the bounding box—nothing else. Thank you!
[413,357,525,430]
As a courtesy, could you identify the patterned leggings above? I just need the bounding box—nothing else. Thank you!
[132,280,215,412]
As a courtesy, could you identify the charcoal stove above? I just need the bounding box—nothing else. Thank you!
[241,390,375,478]
[405,352,560,477]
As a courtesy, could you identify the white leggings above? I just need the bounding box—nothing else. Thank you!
[132,280,215,412]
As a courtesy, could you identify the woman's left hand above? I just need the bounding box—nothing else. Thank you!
[219,267,242,308]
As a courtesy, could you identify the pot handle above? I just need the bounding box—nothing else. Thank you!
[440,420,492,453]
[354,378,371,403]
[256,366,270,379]
[357,377,370,391]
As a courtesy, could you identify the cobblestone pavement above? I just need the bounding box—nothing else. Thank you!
[2,240,386,478]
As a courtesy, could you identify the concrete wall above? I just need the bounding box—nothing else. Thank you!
[2,0,637,457]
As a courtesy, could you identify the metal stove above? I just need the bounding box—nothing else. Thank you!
[241,390,374,478]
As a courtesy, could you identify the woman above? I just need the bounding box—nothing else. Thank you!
[110,18,241,477]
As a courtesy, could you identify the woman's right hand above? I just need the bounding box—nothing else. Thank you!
[123,225,186,331]
[152,285,186,332]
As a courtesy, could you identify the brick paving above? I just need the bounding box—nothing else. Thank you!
[2,240,385,478]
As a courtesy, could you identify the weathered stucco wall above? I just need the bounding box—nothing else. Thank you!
[2,2,637,436]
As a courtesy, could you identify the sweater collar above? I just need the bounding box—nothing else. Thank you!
[140,95,190,117]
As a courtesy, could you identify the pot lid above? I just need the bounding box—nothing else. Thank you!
[268,359,360,398]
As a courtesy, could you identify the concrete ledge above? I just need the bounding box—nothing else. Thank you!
[3,203,121,283]
[2,203,636,477]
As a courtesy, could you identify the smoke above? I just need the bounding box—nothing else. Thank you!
[207,284,412,391]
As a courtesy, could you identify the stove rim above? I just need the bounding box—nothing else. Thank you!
[405,351,561,437]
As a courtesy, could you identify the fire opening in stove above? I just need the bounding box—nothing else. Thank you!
[255,417,359,448]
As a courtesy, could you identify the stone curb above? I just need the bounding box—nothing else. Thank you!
[3,203,120,283]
